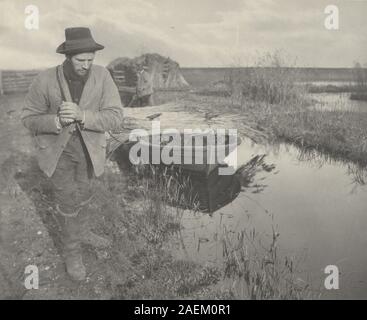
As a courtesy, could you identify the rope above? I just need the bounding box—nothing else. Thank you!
[54,193,95,218]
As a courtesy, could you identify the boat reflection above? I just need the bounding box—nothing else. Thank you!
[110,140,276,213]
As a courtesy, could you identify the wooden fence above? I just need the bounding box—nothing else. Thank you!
[0,70,40,95]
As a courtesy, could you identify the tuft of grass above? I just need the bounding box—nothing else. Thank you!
[121,164,200,246]
[219,222,318,299]
[85,165,220,299]
[224,51,305,107]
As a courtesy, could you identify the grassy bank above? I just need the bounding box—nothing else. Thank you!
[265,107,367,166]
[167,58,367,168]
[158,89,367,167]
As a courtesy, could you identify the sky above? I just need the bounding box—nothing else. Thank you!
[0,0,366,69]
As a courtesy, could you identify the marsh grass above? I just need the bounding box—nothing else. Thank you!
[219,223,317,299]
[269,107,367,166]
[171,52,367,168]
[122,164,200,245]
[85,165,223,299]
[223,52,305,107]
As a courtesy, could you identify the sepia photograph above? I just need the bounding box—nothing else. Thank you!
[0,0,367,302]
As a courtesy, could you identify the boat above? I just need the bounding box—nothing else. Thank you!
[109,131,240,176]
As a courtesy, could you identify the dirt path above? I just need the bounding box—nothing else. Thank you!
[0,94,63,299]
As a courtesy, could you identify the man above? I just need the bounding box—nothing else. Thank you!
[22,27,124,281]
[135,64,154,107]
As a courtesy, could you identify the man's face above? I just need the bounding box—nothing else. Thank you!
[70,52,95,76]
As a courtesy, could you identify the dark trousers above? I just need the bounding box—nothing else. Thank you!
[50,130,94,257]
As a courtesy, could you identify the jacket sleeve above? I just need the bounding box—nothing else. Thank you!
[83,70,124,132]
[22,73,61,135]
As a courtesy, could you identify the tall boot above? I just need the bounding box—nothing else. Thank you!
[77,206,112,249]
[61,215,86,281]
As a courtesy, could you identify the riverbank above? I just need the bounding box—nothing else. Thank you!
[1,92,312,299]
[2,87,365,299]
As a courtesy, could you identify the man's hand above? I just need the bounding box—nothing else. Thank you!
[59,102,84,123]
[57,116,73,127]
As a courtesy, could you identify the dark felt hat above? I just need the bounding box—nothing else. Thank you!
[56,27,104,55]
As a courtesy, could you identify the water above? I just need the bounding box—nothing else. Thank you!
[117,92,367,298]
[310,92,367,112]
[300,80,367,112]
[301,81,355,87]
[174,138,367,299]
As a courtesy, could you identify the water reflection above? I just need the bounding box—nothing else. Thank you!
[110,137,276,214]
[181,154,276,213]
[176,138,367,299]
[111,137,367,211]
[111,135,367,298]
[288,142,367,191]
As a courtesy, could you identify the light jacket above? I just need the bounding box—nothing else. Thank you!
[22,64,124,177]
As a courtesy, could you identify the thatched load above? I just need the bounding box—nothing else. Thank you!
[107,53,189,91]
